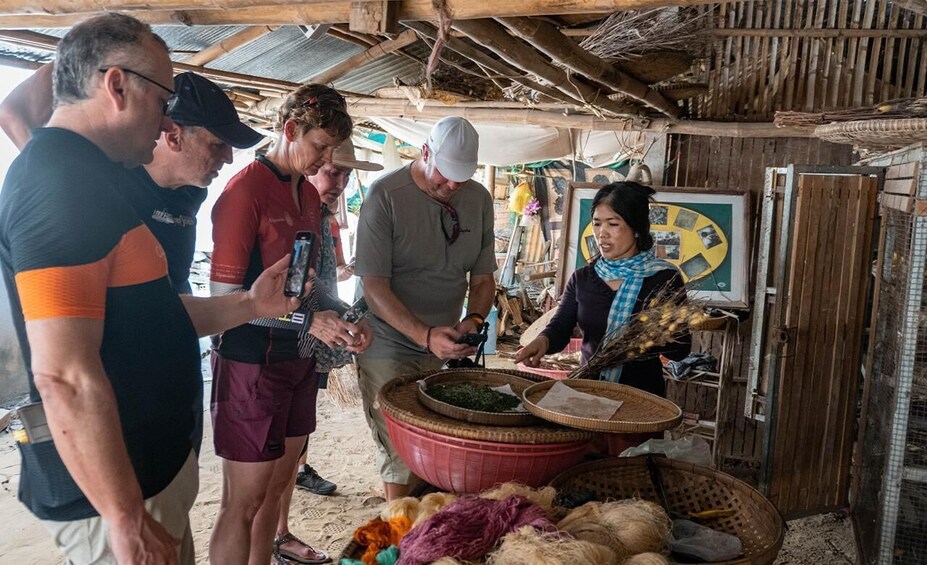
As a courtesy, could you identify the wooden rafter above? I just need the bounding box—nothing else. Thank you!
[496,16,681,118]
[403,21,578,109]
[183,25,277,66]
[304,28,418,84]
[0,1,735,28]
[453,19,642,118]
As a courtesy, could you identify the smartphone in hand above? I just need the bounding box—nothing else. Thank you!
[455,333,487,346]
[342,297,369,324]
[284,231,315,298]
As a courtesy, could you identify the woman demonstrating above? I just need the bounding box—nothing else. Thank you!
[208,85,370,565]
[515,182,690,396]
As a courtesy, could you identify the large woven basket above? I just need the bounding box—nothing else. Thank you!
[378,369,593,444]
[815,118,927,151]
[521,379,683,433]
[549,457,785,565]
[416,369,540,426]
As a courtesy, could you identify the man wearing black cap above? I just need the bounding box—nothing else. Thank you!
[0,68,263,293]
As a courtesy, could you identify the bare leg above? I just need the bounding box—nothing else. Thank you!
[209,458,276,565]
[249,435,308,565]
[384,482,410,501]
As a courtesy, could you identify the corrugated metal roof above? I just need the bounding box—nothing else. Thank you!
[14,25,430,95]
[207,27,361,84]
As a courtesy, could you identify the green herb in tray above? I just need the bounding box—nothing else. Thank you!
[427,383,522,413]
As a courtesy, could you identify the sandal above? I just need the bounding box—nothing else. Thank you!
[273,533,331,565]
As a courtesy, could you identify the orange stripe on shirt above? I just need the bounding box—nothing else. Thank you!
[108,225,168,288]
[15,225,168,321]
[16,261,109,321]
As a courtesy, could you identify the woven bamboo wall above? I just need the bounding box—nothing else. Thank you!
[662,134,855,482]
[688,0,927,120]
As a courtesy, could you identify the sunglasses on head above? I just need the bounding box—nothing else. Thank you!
[302,91,347,111]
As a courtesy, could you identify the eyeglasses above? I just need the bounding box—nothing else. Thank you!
[440,204,461,245]
[98,67,176,115]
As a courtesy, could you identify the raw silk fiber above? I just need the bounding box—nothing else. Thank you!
[396,495,556,565]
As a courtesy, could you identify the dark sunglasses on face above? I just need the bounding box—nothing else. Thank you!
[440,204,461,245]
[98,67,176,115]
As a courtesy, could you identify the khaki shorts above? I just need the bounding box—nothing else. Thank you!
[356,356,443,484]
[42,450,198,565]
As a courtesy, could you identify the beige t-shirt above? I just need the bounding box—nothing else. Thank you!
[355,164,497,358]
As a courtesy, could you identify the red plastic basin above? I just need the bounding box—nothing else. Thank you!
[384,412,591,494]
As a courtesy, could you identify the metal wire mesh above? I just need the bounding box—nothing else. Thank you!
[855,146,927,563]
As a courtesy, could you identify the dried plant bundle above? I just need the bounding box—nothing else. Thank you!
[579,8,712,61]
[324,362,361,408]
[775,96,927,127]
[570,285,704,380]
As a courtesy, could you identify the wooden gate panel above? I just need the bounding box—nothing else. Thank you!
[768,173,879,516]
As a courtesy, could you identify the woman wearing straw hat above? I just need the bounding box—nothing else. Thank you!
[515,181,691,397]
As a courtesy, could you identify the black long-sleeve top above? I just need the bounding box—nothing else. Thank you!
[541,263,692,397]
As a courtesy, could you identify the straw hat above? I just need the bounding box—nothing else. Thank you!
[333,137,383,171]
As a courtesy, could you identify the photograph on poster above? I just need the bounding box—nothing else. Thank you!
[558,183,749,307]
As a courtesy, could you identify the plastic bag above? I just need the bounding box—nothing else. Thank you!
[537,381,623,420]
[618,435,713,466]
[669,519,743,561]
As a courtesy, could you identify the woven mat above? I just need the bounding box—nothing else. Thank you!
[379,369,593,444]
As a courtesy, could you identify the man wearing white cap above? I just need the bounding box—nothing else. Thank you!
[355,117,497,500]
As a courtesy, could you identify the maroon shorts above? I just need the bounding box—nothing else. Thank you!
[210,353,319,462]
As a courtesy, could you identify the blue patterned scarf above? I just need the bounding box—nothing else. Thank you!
[593,249,672,382]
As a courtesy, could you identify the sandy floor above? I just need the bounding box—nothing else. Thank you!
[0,358,858,564]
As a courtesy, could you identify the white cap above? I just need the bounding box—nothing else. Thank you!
[426,117,479,182]
[332,137,383,171]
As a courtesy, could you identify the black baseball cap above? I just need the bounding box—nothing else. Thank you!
[167,72,263,149]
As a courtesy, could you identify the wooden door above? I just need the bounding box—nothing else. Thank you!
[760,166,881,517]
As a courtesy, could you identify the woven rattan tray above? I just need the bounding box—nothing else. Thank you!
[549,457,784,565]
[521,379,682,433]
[378,369,593,444]
[416,370,540,426]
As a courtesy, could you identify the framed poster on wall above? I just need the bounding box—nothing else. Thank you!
[557,183,750,308]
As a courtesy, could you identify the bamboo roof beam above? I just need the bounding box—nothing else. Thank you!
[183,25,277,66]
[0,1,737,28]
[344,98,816,137]
[304,28,418,85]
[403,21,579,109]
[452,19,642,118]
[496,16,681,119]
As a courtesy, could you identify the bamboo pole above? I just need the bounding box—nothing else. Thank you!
[707,28,927,38]
[183,25,278,66]
[304,29,418,85]
[452,19,642,118]
[496,16,681,118]
[343,99,816,137]
[0,0,738,28]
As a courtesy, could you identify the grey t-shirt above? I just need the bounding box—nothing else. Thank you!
[355,164,497,359]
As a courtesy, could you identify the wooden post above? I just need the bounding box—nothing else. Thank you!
[349,0,399,35]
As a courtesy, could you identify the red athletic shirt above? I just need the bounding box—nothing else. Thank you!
[210,156,321,363]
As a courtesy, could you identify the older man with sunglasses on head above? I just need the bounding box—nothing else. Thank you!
[354,117,497,501]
